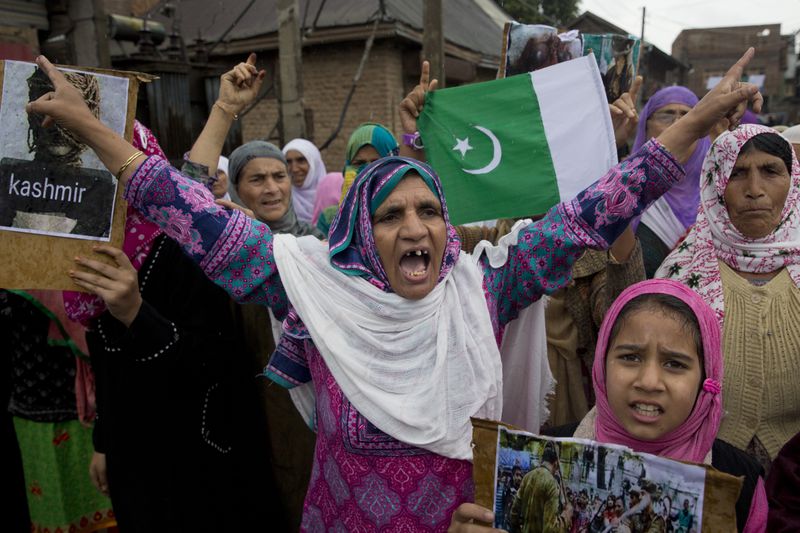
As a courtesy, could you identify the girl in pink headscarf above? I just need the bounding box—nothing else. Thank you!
[450,279,767,532]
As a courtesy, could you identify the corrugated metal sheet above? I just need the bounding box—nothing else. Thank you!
[145,71,193,159]
[0,0,49,30]
[153,0,506,61]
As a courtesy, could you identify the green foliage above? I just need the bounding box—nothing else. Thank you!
[494,0,580,27]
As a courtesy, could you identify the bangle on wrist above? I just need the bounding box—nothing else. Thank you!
[213,101,239,121]
[117,151,144,178]
[402,132,424,150]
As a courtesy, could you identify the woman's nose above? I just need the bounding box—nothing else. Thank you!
[399,213,426,240]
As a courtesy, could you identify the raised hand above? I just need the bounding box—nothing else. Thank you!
[216,53,266,117]
[400,60,439,134]
[680,47,762,138]
[69,245,142,327]
[25,56,98,140]
[658,48,762,163]
[610,75,642,147]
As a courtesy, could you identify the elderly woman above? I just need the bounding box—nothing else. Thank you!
[283,138,327,222]
[628,86,712,277]
[33,49,759,531]
[657,125,800,473]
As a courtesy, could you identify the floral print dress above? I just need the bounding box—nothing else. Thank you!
[123,140,682,531]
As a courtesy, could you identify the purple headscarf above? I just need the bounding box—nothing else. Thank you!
[633,86,711,229]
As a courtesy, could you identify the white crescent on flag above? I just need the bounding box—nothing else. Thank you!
[463,125,502,175]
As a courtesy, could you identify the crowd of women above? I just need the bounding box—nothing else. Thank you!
[3,44,800,533]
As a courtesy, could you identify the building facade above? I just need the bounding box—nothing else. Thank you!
[672,25,799,123]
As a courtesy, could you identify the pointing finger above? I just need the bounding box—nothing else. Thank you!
[419,60,430,88]
[246,52,257,67]
[34,56,68,89]
[721,47,754,85]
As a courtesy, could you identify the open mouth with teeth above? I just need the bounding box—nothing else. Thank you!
[631,402,663,420]
[399,249,431,280]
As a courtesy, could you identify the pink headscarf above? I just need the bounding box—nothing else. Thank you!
[592,279,723,463]
[63,120,165,326]
[311,171,344,225]
[655,124,800,326]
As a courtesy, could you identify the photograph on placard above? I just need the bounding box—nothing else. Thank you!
[0,60,129,240]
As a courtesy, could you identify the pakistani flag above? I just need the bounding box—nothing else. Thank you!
[418,54,617,225]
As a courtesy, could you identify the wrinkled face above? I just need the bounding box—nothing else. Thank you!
[236,157,292,223]
[605,308,703,441]
[351,144,381,169]
[723,148,791,239]
[372,174,447,300]
[285,149,310,187]
[212,169,229,199]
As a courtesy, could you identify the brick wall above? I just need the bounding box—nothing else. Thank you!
[241,39,407,173]
[672,25,786,109]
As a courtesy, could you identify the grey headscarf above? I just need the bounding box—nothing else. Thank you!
[228,141,324,238]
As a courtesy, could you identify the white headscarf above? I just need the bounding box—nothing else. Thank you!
[282,138,326,222]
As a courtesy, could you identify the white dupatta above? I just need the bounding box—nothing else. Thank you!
[273,233,502,460]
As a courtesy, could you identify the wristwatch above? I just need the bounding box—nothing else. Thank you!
[402,132,424,150]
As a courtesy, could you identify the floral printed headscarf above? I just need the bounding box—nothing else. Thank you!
[655,124,800,324]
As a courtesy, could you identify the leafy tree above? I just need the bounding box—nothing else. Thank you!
[494,0,580,27]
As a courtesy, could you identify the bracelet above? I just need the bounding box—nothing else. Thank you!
[117,151,144,178]
[402,132,424,150]
[214,101,239,121]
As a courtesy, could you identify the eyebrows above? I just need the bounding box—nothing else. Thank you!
[245,168,288,180]
[732,161,786,173]
[611,343,697,364]
[373,198,442,219]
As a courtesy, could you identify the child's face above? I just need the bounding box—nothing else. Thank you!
[605,308,702,441]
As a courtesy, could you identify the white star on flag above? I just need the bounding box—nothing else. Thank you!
[452,137,473,159]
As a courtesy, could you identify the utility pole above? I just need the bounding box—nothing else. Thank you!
[640,6,646,45]
[423,0,445,87]
[277,0,306,142]
[638,6,646,106]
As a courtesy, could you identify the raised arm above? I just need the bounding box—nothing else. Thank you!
[398,60,438,161]
[482,48,762,326]
[188,53,265,175]
[27,55,288,316]
[483,138,682,326]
